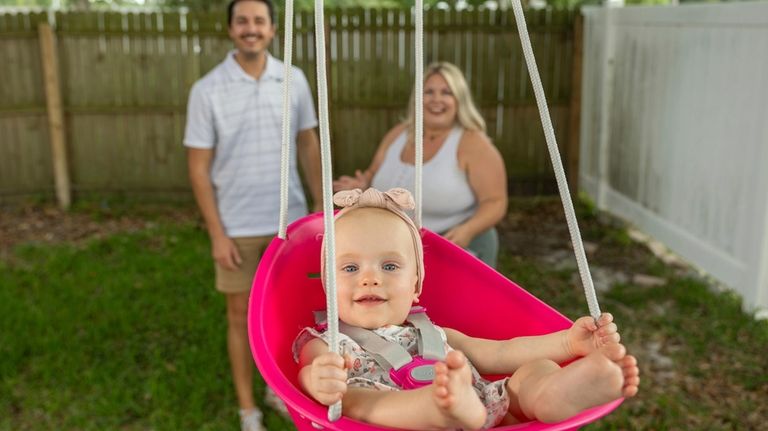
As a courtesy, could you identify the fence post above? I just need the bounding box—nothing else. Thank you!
[596,5,616,209]
[38,22,71,210]
[567,11,583,194]
[757,206,768,318]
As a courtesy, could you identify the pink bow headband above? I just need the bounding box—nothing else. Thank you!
[321,187,425,295]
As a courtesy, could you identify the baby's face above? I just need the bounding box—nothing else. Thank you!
[333,209,419,329]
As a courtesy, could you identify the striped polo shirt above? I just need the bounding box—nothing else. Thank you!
[184,51,318,237]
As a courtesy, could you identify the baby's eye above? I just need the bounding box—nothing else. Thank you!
[382,263,399,271]
[341,264,358,273]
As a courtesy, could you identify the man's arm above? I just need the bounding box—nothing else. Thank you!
[296,128,323,212]
[187,147,241,270]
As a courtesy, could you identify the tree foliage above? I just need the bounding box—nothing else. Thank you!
[2,0,726,11]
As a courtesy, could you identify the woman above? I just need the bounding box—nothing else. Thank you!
[333,62,507,267]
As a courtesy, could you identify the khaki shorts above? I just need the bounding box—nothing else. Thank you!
[215,235,274,294]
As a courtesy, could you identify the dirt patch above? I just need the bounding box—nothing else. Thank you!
[0,198,649,266]
[499,198,668,274]
[0,198,681,283]
[0,204,200,258]
[1,199,577,259]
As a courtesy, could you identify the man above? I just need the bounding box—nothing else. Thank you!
[184,1,322,430]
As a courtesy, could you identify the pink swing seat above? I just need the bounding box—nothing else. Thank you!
[248,213,622,430]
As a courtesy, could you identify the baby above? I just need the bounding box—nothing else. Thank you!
[294,187,639,430]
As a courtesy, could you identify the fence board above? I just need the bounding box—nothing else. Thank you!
[0,116,52,196]
[1,7,577,201]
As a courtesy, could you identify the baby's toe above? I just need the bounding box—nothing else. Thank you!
[600,343,627,361]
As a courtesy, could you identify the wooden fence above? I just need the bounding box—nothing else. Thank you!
[0,8,580,203]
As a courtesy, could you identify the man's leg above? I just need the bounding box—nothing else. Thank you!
[216,236,272,430]
[226,291,255,411]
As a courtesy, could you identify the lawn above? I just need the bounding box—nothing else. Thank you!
[1,198,766,430]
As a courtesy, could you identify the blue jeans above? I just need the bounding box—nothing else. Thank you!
[467,227,499,268]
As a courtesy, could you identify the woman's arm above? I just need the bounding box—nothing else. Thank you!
[445,131,508,247]
[333,123,408,192]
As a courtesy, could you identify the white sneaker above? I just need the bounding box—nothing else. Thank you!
[264,387,291,419]
[240,408,266,431]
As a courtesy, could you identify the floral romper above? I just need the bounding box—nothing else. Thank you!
[293,323,510,429]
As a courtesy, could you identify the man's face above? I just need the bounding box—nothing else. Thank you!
[228,0,275,59]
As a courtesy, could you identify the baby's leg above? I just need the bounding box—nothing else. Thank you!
[432,350,488,430]
[506,343,639,423]
[341,351,486,430]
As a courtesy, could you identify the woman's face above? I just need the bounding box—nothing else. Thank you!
[423,73,457,130]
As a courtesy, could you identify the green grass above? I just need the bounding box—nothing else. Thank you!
[2,204,767,430]
[0,223,292,431]
[500,251,768,430]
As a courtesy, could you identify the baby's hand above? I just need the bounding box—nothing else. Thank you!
[567,313,621,357]
[308,352,351,406]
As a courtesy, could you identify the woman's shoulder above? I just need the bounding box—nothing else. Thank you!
[385,122,409,140]
[458,128,498,157]
[378,122,409,150]
[458,128,492,147]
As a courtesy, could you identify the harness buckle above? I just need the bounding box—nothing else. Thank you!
[389,356,437,389]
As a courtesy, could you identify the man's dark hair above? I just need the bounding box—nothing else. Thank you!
[227,0,275,26]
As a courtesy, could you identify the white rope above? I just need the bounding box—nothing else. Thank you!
[313,0,342,422]
[277,0,295,240]
[414,0,424,229]
[510,1,601,320]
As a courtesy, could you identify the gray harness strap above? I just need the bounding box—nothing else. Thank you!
[316,309,446,371]
[338,322,413,370]
[408,312,445,361]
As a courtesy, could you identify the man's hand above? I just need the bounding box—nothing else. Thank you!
[212,234,243,270]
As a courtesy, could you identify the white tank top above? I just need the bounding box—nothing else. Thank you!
[371,127,476,233]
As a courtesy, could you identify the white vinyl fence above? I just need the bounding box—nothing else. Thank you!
[579,1,768,314]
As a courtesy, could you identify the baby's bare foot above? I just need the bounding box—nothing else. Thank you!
[530,343,639,423]
[598,342,626,361]
[618,354,640,397]
[597,343,640,397]
[432,351,487,430]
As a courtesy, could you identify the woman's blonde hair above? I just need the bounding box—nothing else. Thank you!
[406,62,486,133]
